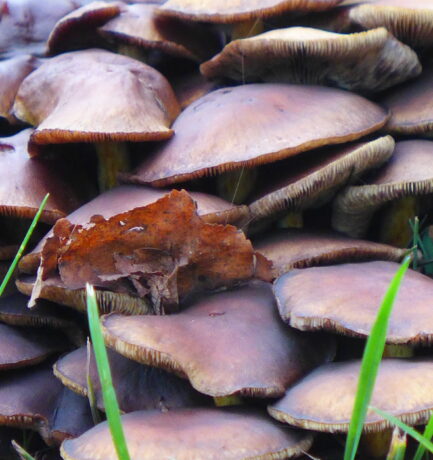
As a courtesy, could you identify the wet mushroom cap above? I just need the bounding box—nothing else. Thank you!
[54,346,211,413]
[332,140,433,237]
[0,129,81,224]
[102,283,335,398]
[200,27,420,93]
[348,0,433,48]
[61,407,314,460]
[13,49,180,146]
[381,65,433,135]
[274,261,433,344]
[269,358,433,433]
[248,136,394,221]
[124,83,388,187]
[255,229,406,276]
[158,0,344,23]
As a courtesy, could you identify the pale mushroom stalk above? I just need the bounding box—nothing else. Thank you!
[217,167,258,204]
[95,141,130,191]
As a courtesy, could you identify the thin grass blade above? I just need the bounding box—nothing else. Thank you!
[413,413,433,460]
[343,256,411,460]
[372,407,433,454]
[11,440,36,460]
[0,193,49,297]
[86,284,131,460]
[86,337,100,425]
[386,427,406,460]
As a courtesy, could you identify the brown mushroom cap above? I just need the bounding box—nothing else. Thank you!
[99,3,221,62]
[61,407,314,460]
[0,55,39,123]
[19,184,250,274]
[249,136,394,222]
[269,358,433,433]
[0,129,81,224]
[348,0,433,48]
[332,140,433,237]
[46,1,123,55]
[381,65,433,136]
[0,322,65,369]
[200,27,420,93]
[255,229,407,276]
[54,346,211,413]
[13,49,180,147]
[158,0,343,23]
[124,83,388,187]
[274,260,433,344]
[102,283,335,398]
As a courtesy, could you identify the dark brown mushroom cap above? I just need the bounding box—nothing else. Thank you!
[255,229,406,276]
[158,0,343,23]
[381,65,433,136]
[0,55,39,123]
[249,136,394,222]
[102,283,335,398]
[19,184,250,274]
[13,49,180,147]
[124,83,388,187]
[0,322,65,369]
[16,274,152,315]
[54,346,211,413]
[99,3,221,62]
[274,261,433,344]
[0,129,81,224]
[200,27,420,93]
[61,407,314,460]
[269,358,433,433]
[46,1,123,55]
[332,140,433,237]
[348,0,433,48]
[0,0,84,58]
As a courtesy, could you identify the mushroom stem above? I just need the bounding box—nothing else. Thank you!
[213,395,243,407]
[116,44,149,63]
[379,196,419,248]
[382,344,413,358]
[217,167,257,204]
[361,429,393,458]
[231,19,264,40]
[277,212,303,229]
[96,142,130,192]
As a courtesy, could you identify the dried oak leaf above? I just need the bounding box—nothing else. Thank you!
[32,190,272,312]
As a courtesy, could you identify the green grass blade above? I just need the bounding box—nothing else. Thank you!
[343,255,411,460]
[0,193,49,297]
[11,440,36,460]
[386,427,406,460]
[413,413,433,460]
[86,284,131,460]
[86,337,101,425]
[372,407,433,455]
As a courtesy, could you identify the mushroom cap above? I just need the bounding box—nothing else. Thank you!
[248,136,394,221]
[269,358,433,433]
[124,83,388,187]
[171,71,221,110]
[19,184,250,274]
[200,27,420,93]
[381,65,433,136]
[0,322,64,369]
[255,229,406,276]
[0,128,81,224]
[61,407,314,460]
[348,0,433,48]
[274,260,433,344]
[54,346,211,413]
[0,54,39,123]
[46,1,123,55]
[13,49,180,146]
[332,140,433,237]
[158,0,343,23]
[102,283,335,398]
[99,3,221,62]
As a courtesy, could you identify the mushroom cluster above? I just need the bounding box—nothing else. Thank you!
[3,0,433,459]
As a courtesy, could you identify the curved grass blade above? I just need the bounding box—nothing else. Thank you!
[11,440,36,460]
[0,193,49,297]
[372,407,433,455]
[86,284,131,460]
[343,255,411,460]
[413,414,433,460]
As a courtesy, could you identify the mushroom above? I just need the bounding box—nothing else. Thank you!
[61,407,314,460]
